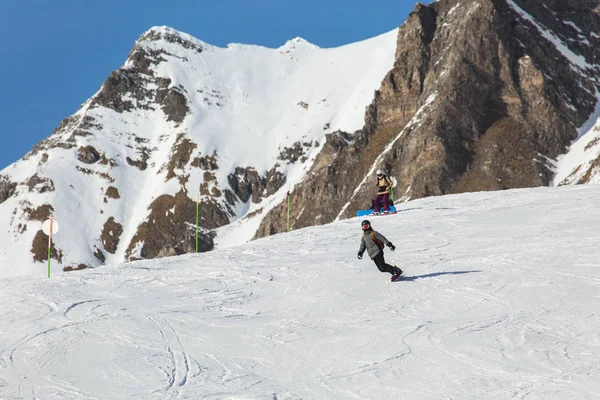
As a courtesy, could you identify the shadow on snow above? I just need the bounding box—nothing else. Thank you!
[399,270,481,282]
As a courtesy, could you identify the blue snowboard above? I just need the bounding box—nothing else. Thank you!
[356,206,397,217]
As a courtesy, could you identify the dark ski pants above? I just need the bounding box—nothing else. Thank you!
[374,193,390,212]
[372,252,395,275]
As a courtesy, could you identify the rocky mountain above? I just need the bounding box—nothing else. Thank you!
[0,26,397,277]
[257,0,600,235]
[2,0,600,277]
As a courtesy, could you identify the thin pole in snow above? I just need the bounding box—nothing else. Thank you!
[287,190,291,232]
[47,215,52,278]
[196,192,200,252]
[43,216,59,278]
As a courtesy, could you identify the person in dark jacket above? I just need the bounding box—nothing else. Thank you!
[357,220,403,280]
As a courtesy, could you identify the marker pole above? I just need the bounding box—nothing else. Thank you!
[196,193,200,252]
[287,191,291,232]
[47,215,53,278]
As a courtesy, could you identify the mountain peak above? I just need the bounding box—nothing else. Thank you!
[279,37,319,51]
[0,22,399,277]
[137,25,210,53]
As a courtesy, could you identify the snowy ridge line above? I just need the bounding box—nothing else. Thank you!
[139,26,216,52]
[335,93,437,220]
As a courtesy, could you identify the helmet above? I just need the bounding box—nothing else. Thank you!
[361,220,371,231]
[376,169,384,176]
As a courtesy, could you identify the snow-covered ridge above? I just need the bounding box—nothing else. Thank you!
[139,26,321,52]
[138,25,215,51]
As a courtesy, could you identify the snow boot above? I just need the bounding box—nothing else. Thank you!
[391,267,403,281]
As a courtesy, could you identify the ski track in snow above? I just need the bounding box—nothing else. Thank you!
[1,185,600,398]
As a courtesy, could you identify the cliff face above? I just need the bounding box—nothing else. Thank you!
[256,0,600,236]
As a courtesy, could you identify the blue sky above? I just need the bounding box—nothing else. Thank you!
[0,0,419,170]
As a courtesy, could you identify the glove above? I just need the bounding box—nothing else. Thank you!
[388,243,396,251]
[357,252,363,260]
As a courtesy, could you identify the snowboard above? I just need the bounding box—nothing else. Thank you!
[356,206,397,217]
[391,267,404,282]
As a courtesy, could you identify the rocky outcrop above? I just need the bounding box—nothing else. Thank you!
[24,204,54,222]
[31,230,62,263]
[105,186,120,199]
[26,174,55,193]
[278,141,315,164]
[93,39,191,123]
[77,145,101,164]
[101,217,124,254]
[139,27,205,53]
[125,190,226,260]
[164,134,197,180]
[257,0,600,235]
[228,167,287,204]
[191,152,219,170]
[156,78,190,123]
[0,175,16,204]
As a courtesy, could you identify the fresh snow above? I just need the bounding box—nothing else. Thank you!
[1,185,600,399]
[0,26,398,276]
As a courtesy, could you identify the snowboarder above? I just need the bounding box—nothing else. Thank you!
[373,169,392,214]
[357,220,403,281]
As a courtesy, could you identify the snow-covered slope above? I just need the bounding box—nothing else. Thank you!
[0,26,398,277]
[554,94,600,185]
[1,185,599,399]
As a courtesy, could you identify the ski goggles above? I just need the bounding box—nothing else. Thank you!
[362,224,370,229]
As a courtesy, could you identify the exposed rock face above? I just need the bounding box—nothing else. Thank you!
[26,174,55,193]
[0,175,16,204]
[92,34,191,122]
[125,190,225,260]
[164,134,197,180]
[31,230,62,263]
[191,152,219,170]
[156,78,190,123]
[139,28,205,53]
[25,204,54,222]
[228,167,287,204]
[257,0,600,235]
[77,145,101,164]
[101,217,124,254]
[278,141,315,163]
[126,148,150,171]
[105,186,120,199]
